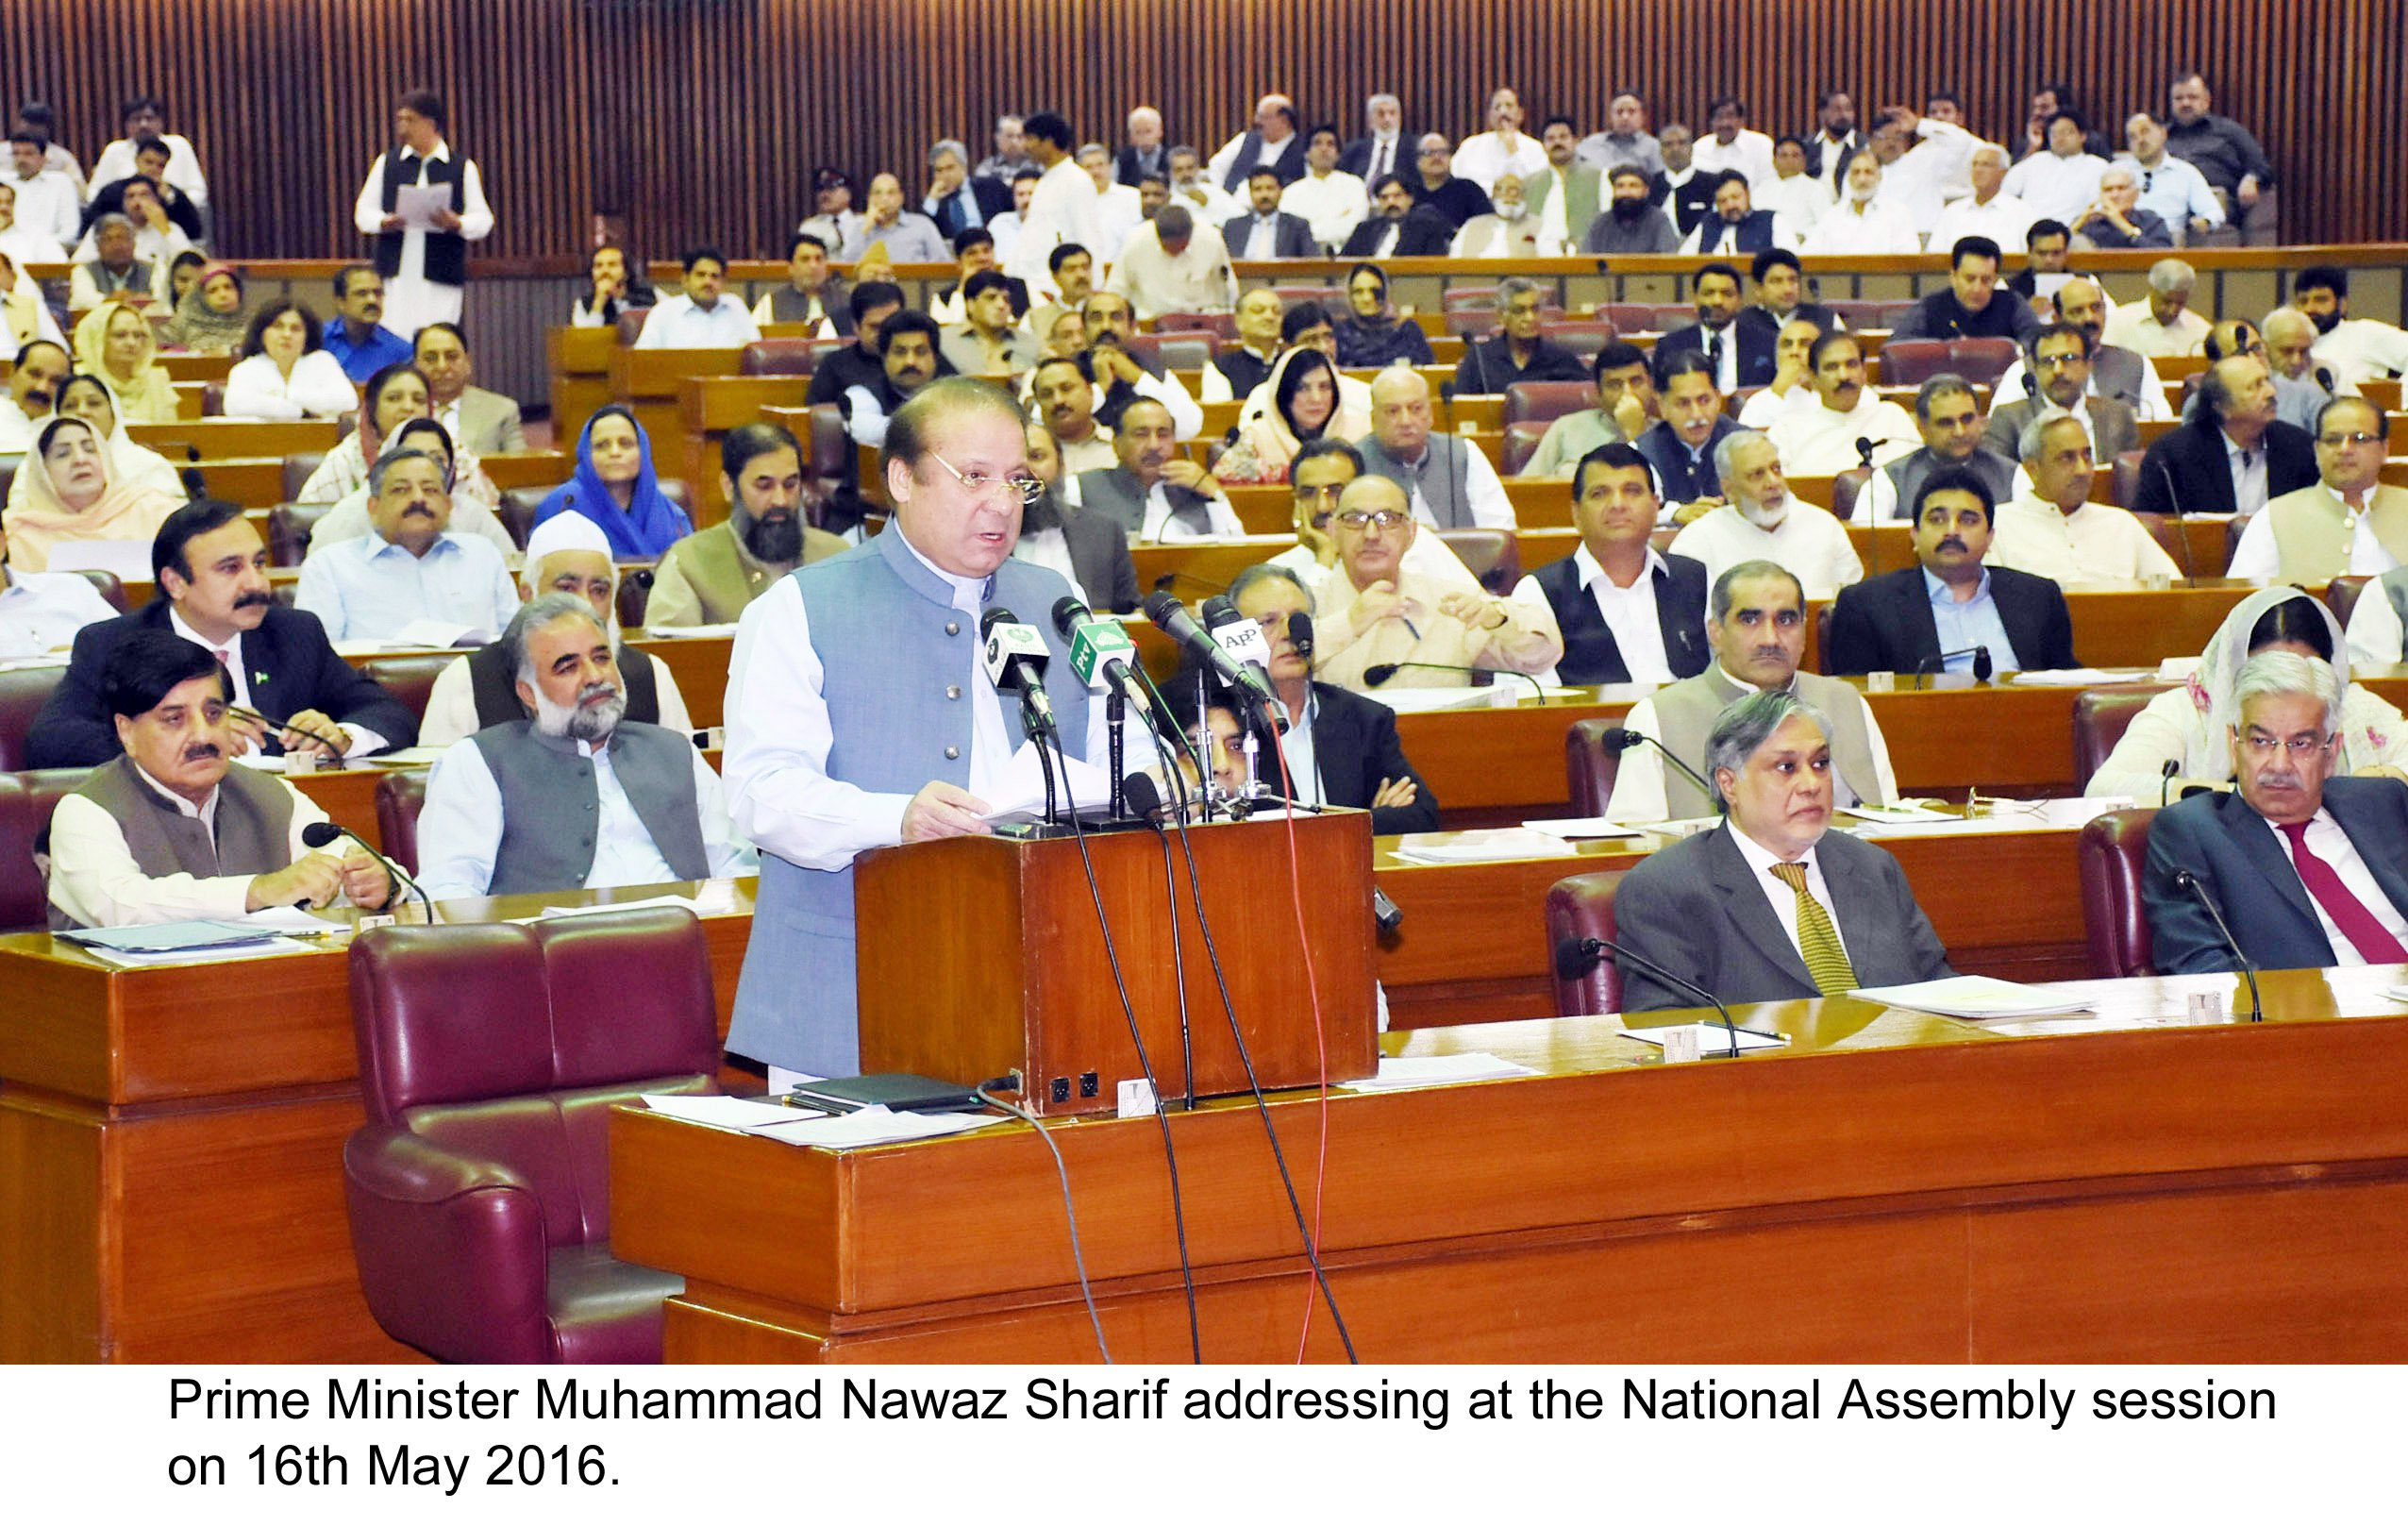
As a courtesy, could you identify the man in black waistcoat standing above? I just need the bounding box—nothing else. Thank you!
[352,91,493,338]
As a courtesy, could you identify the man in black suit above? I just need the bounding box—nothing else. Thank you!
[1823,468,2079,677]
[1734,247,1843,351]
[1338,93,1412,186]
[1024,417,1139,613]
[1223,169,1317,260]
[1213,563,1439,832]
[1530,443,1711,686]
[1653,262,1774,392]
[2146,651,2408,974]
[1216,95,1310,194]
[1614,688,1954,1010]
[923,140,1012,241]
[1449,277,1590,397]
[1889,236,2043,344]
[1403,135,1493,230]
[2132,355,2317,519]
[1115,107,1170,189]
[1339,176,1454,258]
[30,501,418,768]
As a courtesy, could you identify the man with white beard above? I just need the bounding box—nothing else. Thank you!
[414,593,753,898]
[1668,429,1864,597]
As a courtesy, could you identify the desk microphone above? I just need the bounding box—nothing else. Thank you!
[1143,592,1279,714]
[2152,457,2200,588]
[980,606,1058,739]
[1594,725,1716,806]
[300,821,432,918]
[1555,934,1744,1058]
[1363,661,1547,703]
[1912,646,1993,686]
[2170,868,2263,1022]
[2160,759,2180,808]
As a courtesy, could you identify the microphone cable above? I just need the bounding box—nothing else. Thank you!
[976,1082,1112,1362]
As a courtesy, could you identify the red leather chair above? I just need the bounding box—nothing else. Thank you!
[1943,337,2019,388]
[1821,300,1888,330]
[739,338,829,376]
[1830,466,1874,524]
[1440,285,1503,310]
[2329,574,2373,630]
[1543,870,1630,1015]
[200,381,226,416]
[265,501,334,566]
[1445,306,1564,341]
[2072,683,2175,787]
[0,769,86,931]
[2225,513,2249,570]
[373,770,429,877]
[1564,719,1623,815]
[74,569,128,612]
[0,666,68,772]
[1597,304,1659,334]
[1877,340,1954,385]
[343,909,721,1364]
[1876,299,1923,328]
[1501,420,1550,476]
[2131,511,2190,573]
[281,451,327,502]
[1154,310,1237,339]
[1814,605,1836,673]
[1267,285,1338,306]
[1502,379,1596,428]
[1538,318,1615,360]
[1650,305,1697,332]
[2078,808,2159,977]
[614,309,650,345]
[1151,335,1215,374]
[1435,528,1521,595]
[803,403,850,526]
[360,653,461,723]
[617,565,656,628]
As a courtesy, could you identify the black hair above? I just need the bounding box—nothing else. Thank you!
[414,320,467,352]
[1280,301,1333,344]
[1750,247,1801,283]
[789,231,828,260]
[962,268,1012,303]
[104,629,227,721]
[680,245,727,272]
[131,135,170,160]
[1773,133,1808,154]
[1032,351,1092,385]
[389,416,455,461]
[849,279,905,323]
[1541,114,1578,137]
[361,362,429,427]
[1912,465,1998,528]
[2247,595,2335,662]
[876,309,941,354]
[1949,235,2003,268]
[14,338,68,369]
[1272,351,1341,441]
[152,498,250,584]
[1651,347,1717,391]
[333,263,378,299]
[1808,328,1862,372]
[119,94,165,125]
[1022,111,1074,151]
[1592,339,1649,377]
[1573,441,1656,501]
[1695,261,1742,291]
[722,421,804,480]
[1047,242,1090,275]
[2025,218,2072,245]
[240,301,322,359]
[2293,265,2348,301]
[398,90,445,131]
[1293,437,1363,475]
[952,226,996,257]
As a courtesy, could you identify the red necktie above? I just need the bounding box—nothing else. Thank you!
[2278,820,2408,963]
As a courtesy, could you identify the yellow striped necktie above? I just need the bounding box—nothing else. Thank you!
[1769,862,1856,996]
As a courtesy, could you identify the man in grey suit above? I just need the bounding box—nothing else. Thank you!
[1614,689,1955,1011]
[1522,117,1600,248]
[2145,652,2408,974]
[414,322,527,457]
[1982,323,2138,465]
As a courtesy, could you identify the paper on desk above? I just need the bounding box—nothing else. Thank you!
[60,918,288,953]
[1339,1053,1539,1091]
[2009,668,2152,687]
[640,623,742,640]
[1391,828,1579,864]
[230,751,293,772]
[1520,816,1643,839]
[237,905,345,934]
[1620,1022,1788,1053]
[1358,686,1513,714]
[76,938,320,969]
[42,539,150,581]
[1849,974,2091,1019]
[529,893,711,922]
[1838,802,1955,824]
[639,1093,807,1131]
[371,746,450,767]
[978,742,1116,824]
[393,182,453,230]
[0,655,69,672]
[752,1104,1006,1149]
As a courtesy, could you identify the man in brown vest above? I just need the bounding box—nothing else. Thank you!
[48,630,394,928]
[643,423,847,629]
[2227,397,2408,582]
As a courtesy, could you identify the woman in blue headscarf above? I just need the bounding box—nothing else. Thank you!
[530,405,693,557]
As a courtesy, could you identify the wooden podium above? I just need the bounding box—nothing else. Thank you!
[852,811,1379,1115]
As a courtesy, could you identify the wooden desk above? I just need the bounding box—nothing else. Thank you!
[547,325,616,444]
[128,419,342,461]
[678,376,815,522]
[607,346,744,453]
[613,965,2408,1363]
[479,450,574,493]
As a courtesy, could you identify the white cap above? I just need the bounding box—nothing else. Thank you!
[523,510,615,566]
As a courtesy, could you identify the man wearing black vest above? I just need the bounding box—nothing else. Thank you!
[1530,443,1712,686]
[352,90,492,337]
[414,594,751,899]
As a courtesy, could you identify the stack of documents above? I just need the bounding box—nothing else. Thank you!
[2009,668,2152,687]
[1358,687,1514,714]
[1391,829,1580,864]
[1519,817,1642,840]
[1848,975,2092,1020]
[57,918,323,967]
[1338,1053,1539,1091]
[638,623,741,640]
[1620,1023,1788,1054]
[640,1093,1004,1149]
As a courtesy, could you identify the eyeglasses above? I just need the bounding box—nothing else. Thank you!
[2238,731,2332,759]
[2035,352,2088,369]
[1335,509,1410,530]
[2318,431,2383,447]
[925,449,1044,505]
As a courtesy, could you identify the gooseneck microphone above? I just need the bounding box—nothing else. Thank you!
[300,820,432,918]
[1150,569,1229,596]
[1555,934,1744,1058]
[1594,725,1717,807]
[2170,868,2263,1022]
[1362,661,1547,703]
[1142,592,1279,714]
[2155,457,2200,588]
[1199,596,1286,730]
[2160,759,2181,808]
[1912,646,1994,686]
[980,606,1057,738]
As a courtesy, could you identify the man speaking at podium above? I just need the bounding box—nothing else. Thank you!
[721,377,1138,1086]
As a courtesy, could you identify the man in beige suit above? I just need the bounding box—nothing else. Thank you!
[415,322,527,457]
[2227,397,2408,582]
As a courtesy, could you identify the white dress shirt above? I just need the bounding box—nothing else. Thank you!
[0,221,69,268]
[1450,131,1547,190]
[2348,580,2408,669]
[1763,176,1831,239]
[1985,495,2181,588]
[2100,305,2212,359]
[1376,438,1519,532]
[1767,394,1920,476]
[632,293,762,350]
[222,352,357,421]
[1727,819,1857,966]
[1574,544,1676,684]
[414,729,752,900]
[293,530,521,644]
[0,168,80,244]
[1994,353,2173,422]
[1666,504,1865,598]
[166,607,387,759]
[91,134,210,205]
[1280,169,1368,252]
[2223,428,2271,518]
[721,532,1142,873]
[2115,154,2225,231]
[0,571,116,657]
[70,223,192,269]
[1607,668,1897,825]
[2311,319,2408,392]
[1801,197,1923,255]
[1926,192,2036,253]
[1873,120,1987,231]
[1004,158,1103,297]
[349,141,493,334]
[1737,384,1814,431]
[1680,211,1805,258]
[1999,151,2108,226]
[2263,808,2408,965]
[1102,221,1237,321]
[1689,129,1780,200]
[1059,473,1245,541]
[47,764,334,928]
[2228,486,2402,580]
[418,648,692,746]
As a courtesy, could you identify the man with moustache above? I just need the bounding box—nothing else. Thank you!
[1580,164,1680,254]
[414,594,751,900]
[1856,373,2020,524]
[318,265,415,381]
[1028,354,1116,475]
[0,336,68,450]
[1061,397,1242,541]
[1667,429,1864,596]
[31,500,418,767]
[645,423,850,628]
[47,631,396,928]
[1530,443,1712,686]
[1825,469,2079,676]
[1766,330,1918,476]
[293,447,519,643]
[1990,277,2163,419]
[841,310,948,448]
[1014,419,1138,612]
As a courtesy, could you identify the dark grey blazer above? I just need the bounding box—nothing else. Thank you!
[1614,822,1955,1011]
[2143,777,2408,974]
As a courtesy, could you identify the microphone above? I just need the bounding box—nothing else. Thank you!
[2151,456,2200,588]
[2160,758,2180,808]
[2315,365,2336,394]
[1051,595,1144,695]
[228,704,350,757]
[2170,868,2262,1022]
[1288,610,1315,661]
[1363,660,1547,703]
[1554,934,1744,1057]
[1594,725,1716,807]
[1150,569,1229,596]
[1201,595,1290,732]
[1143,591,1278,714]
[980,606,1057,738]
[300,820,431,918]
[1912,646,1993,686]
[1854,436,1879,470]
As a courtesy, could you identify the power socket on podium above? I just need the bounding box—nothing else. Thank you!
[1116,1079,1158,1119]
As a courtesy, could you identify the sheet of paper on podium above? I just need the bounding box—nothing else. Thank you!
[1850,974,2092,1019]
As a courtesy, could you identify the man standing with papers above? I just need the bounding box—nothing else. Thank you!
[352,91,493,337]
[48,631,393,928]
[1613,690,1955,1011]
[721,378,1135,1085]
